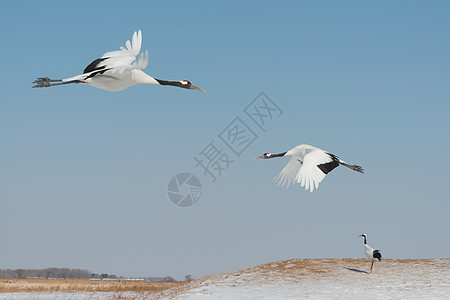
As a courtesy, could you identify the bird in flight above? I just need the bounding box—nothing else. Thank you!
[359,233,382,273]
[255,144,364,192]
[33,30,206,92]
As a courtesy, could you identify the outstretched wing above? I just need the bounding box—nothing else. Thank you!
[62,30,149,83]
[102,30,142,59]
[85,30,148,76]
[296,149,338,192]
[274,156,303,188]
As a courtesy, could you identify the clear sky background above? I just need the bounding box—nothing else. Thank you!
[1,1,449,280]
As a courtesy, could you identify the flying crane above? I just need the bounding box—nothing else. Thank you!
[33,30,205,92]
[255,144,364,192]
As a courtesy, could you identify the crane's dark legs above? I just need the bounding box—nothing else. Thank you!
[340,162,364,174]
[32,77,82,88]
[370,260,374,273]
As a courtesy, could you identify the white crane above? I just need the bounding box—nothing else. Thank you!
[33,30,206,92]
[254,144,363,192]
[359,233,382,273]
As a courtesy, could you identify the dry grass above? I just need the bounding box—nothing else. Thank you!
[0,278,188,295]
[184,258,450,287]
[151,258,450,299]
[3,259,449,298]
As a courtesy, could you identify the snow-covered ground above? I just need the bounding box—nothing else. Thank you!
[1,259,449,299]
[158,258,450,299]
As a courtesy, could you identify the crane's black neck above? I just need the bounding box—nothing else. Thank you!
[363,236,367,245]
[155,79,185,88]
[270,152,287,158]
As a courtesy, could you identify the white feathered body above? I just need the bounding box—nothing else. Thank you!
[81,69,157,92]
[364,244,376,260]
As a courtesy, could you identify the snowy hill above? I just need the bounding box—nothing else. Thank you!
[1,259,448,299]
[158,258,450,299]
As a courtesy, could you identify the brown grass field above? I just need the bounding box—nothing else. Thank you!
[0,278,188,295]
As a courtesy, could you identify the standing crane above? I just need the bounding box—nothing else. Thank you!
[255,144,364,192]
[33,30,205,92]
[359,233,382,273]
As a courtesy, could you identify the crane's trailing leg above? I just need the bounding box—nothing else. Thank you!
[340,162,364,174]
[370,260,374,273]
[33,77,61,87]
[33,77,82,88]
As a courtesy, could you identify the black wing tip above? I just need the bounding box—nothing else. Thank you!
[317,160,339,174]
[83,58,107,74]
[373,250,382,261]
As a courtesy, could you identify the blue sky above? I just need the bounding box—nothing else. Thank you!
[1,1,449,279]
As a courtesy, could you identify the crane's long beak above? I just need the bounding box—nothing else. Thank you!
[254,155,264,160]
[191,85,206,93]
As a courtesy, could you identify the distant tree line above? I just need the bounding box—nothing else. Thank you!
[0,268,91,279]
[0,268,187,282]
[90,273,118,279]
